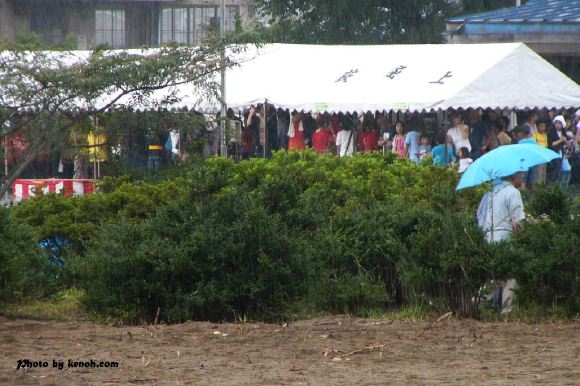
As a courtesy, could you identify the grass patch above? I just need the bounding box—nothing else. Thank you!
[479,304,578,324]
[355,305,431,321]
[0,288,87,322]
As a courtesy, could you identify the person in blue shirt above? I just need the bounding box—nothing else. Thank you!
[432,133,455,167]
[405,126,422,163]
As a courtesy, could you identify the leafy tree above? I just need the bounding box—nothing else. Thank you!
[0,38,242,197]
[253,0,529,45]
[254,0,460,44]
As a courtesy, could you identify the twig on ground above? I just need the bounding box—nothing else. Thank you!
[342,344,387,357]
[358,320,395,326]
[324,344,388,358]
[437,312,453,323]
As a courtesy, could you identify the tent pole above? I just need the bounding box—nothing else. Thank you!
[263,100,267,158]
[3,121,8,201]
[509,110,517,132]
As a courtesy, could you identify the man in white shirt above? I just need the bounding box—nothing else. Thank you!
[477,171,526,313]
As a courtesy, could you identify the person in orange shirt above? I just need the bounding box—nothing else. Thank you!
[288,111,306,151]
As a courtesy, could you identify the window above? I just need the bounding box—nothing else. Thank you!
[225,6,239,32]
[194,7,217,41]
[160,8,194,44]
[159,6,238,45]
[95,9,125,48]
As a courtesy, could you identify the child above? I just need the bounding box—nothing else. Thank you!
[392,121,406,157]
[432,133,455,167]
[457,146,473,174]
[416,134,432,161]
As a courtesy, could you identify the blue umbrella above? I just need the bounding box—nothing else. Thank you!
[456,144,560,191]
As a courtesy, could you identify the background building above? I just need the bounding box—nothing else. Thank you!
[446,0,580,83]
[0,0,255,49]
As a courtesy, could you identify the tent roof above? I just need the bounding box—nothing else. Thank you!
[199,42,579,113]
[3,43,580,113]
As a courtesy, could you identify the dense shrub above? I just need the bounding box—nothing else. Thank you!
[10,151,577,321]
[401,207,493,316]
[11,179,189,252]
[525,184,572,224]
[309,202,492,317]
[69,193,309,323]
[0,207,58,302]
[493,186,579,313]
[65,152,495,321]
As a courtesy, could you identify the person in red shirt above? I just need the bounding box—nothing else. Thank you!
[240,124,255,159]
[288,111,306,151]
[357,119,379,152]
[312,117,332,154]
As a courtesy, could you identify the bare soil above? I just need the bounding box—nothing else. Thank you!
[1,315,578,385]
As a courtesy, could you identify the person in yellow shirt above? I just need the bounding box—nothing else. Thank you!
[531,121,548,185]
[531,121,548,148]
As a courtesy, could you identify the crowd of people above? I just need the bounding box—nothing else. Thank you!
[4,107,579,188]
[215,106,580,188]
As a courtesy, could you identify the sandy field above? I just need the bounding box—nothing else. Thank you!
[0,315,578,385]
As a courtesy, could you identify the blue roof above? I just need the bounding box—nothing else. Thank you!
[448,0,580,24]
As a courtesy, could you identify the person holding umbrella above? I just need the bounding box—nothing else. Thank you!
[457,143,561,313]
[476,171,526,314]
[476,171,526,244]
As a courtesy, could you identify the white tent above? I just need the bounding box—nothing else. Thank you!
[175,42,580,113]
[4,43,579,113]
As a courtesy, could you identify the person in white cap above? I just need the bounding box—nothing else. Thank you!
[547,115,570,184]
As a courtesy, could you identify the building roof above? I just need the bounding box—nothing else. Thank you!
[448,0,580,24]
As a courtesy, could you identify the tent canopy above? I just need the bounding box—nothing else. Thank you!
[3,43,580,113]
[212,43,580,113]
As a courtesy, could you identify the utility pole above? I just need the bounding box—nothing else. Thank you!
[219,0,227,157]
[3,121,9,202]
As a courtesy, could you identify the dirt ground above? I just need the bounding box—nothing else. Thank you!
[0,315,578,386]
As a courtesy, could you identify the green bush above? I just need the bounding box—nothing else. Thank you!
[494,218,579,312]
[69,193,309,323]
[65,152,508,321]
[525,184,572,224]
[0,207,58,302]
[401,208,493,316]
[309,202,492,317]
[11,179,189,252]
[10,151,577,322]
[493,184,579,314]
